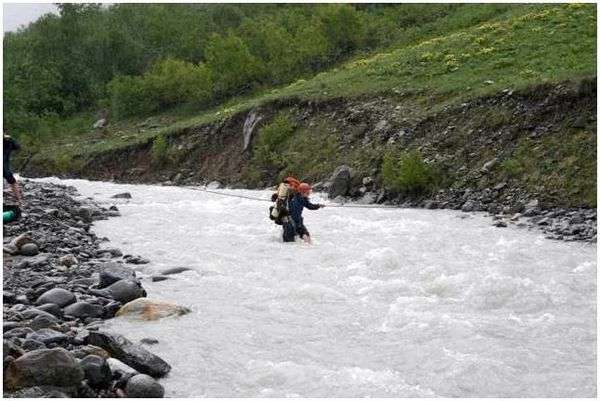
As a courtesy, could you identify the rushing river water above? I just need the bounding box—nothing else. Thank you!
[38,178,597,397]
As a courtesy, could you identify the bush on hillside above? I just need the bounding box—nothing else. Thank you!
[382,150,439,195]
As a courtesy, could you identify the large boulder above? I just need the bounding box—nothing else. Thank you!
[91,279,146,304]
[116,298,191,321]
[98,262,136,289]
[126,374,165,398]
[87,331,171,378]
[327,165,353,199]
[4,348,84,391]
[36,288,76,308]
[64,302,104,319]
[80,355,111,388]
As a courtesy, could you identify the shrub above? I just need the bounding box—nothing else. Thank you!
[107,75,158,118]
[382,149,438,195]
[501,158,522,178]
[253,113,296,170]
[151,134,169,165]
[145,58,213,108]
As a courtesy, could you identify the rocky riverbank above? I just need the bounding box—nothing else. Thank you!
[314,165,597,243]
[3,180,172,398]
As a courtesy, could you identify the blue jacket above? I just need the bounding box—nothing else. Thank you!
[288,194,320,227]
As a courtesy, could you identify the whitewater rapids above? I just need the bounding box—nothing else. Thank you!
[38,178,596,397]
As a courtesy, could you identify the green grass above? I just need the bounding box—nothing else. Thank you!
[26,4,596,171]
[500,129,597,207]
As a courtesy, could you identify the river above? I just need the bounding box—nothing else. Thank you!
[37,177,597,397]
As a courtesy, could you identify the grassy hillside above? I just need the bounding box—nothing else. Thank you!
[21,3,596,201]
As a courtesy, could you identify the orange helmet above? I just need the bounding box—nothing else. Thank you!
[298,183,311,194]
[284,176,300,190]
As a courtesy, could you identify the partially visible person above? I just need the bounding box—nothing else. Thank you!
[4,133,23,206]
[285,182,324,244]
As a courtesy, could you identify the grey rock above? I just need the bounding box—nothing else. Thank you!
[327,165,353,199]
[30,314,59,330]
[20,243,39,256]
[3,348,84,391]
[92,279,146,304]
[151,276,169,282]
[140,338,159,345]
[20,339,47,352]
[161,267,191,275]
[63,302,104,319]
[26,329,69,345]
[107,357,139,380]
[461,200,483,212]
[36,288,76,308]
[126,374,165,398]
[5,327,35,339]
[37,303,63,318]
[87,331,171,377]
[59,254,78,267]
[80,355,111,388]
[111,192,132,199]
[98,262,136,288]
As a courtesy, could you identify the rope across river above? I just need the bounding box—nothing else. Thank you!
[189,186,397,209]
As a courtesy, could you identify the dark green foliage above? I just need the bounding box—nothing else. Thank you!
[151,134,169,165]
[254,113,296,170]
[5,3,533,139]
[382,150,440,196]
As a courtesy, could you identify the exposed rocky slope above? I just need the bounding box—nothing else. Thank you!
[22,78,596,241]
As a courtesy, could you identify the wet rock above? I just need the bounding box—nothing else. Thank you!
[4,327,35,339]
[207,181,221,189]
[20,339,47,352]
[80,355,112,388]
[36,288,76,308]
[103,301,122,318]
[37,303,63,318]
[151,276,169,282]
[98,262,136,288]
[124,255,150,265]
[423,200,438,209]
[4,291,16,304]
[107,357,139,380]
[493,221,507,228]
[111,192,132,199]
[4,348,84,391]
[140,338,159,345]
[26,328,69,345]
[160,267,191,275]
[126,374,165,398]
[87,331,171,377]
[116,298,191,321]
[30,314,60,330]
[63,302,104,319]
[327,165,353,199]
[71,345,111,360]
[20,243,39,256]
[91,279,146,304]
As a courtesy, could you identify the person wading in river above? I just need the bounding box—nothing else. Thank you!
[285,182,324,244]
[3,133,23,206]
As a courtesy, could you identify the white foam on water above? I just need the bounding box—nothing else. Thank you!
[34,177,597,397]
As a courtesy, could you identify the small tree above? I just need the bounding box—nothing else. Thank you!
[151,134,169,165]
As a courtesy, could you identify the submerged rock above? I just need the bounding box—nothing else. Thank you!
[116,298,191,321]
